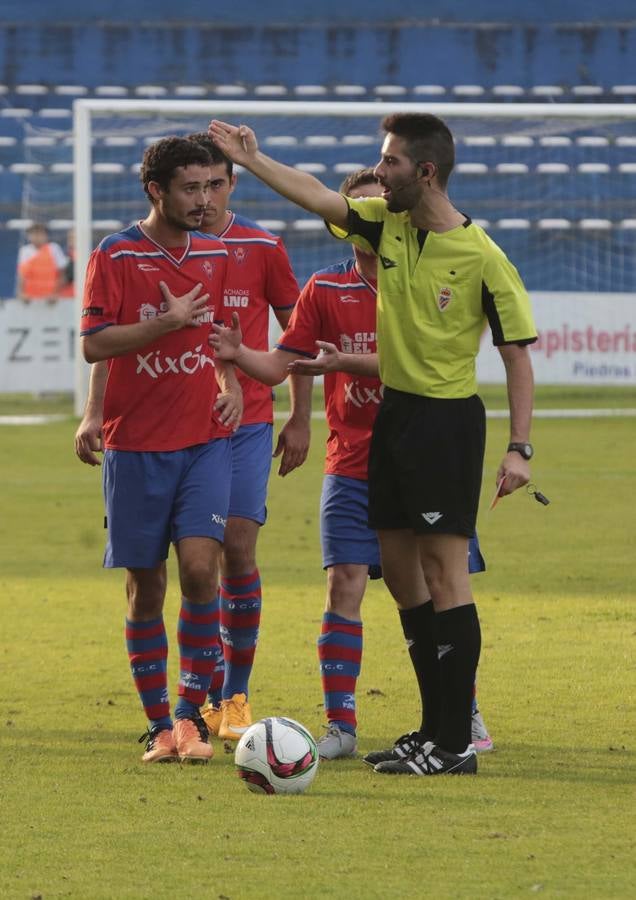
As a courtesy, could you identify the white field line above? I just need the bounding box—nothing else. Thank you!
[0,414,69,425]
[274,407,636,421]
[1,408,635,426]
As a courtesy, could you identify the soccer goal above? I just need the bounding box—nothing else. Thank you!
[52,99,635,410]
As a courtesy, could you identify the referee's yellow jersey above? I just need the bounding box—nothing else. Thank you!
[328,196,537,399]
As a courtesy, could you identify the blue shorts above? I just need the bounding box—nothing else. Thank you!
[228,422,273,525]
[320,474,383,579]
[102,440,232,569]
[320,474,486,580]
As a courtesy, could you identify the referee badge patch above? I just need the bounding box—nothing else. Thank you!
[437,286,453,311]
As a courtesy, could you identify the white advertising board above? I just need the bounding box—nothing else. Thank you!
[478,292,636,385]
[1,293,634,394]
[0,299,75,393]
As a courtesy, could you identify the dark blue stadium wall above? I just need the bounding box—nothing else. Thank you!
[1,26,635,90]
[1,2,635,88]
[1,0,635,22]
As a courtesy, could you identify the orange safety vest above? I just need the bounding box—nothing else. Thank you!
[18,244,61,299]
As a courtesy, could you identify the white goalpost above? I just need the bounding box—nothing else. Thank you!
[69,99,636,414]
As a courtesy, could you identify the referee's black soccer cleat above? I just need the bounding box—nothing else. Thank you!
[362,731,424,767]
[373,741,477,776]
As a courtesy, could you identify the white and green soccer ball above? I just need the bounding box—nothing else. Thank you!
[235,716,319,795]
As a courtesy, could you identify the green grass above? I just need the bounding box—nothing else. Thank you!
[2,383,634,418]
[0,394,635,899]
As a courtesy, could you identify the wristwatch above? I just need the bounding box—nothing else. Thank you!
[507,442,533,460]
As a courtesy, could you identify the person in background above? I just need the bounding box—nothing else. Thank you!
[16,223,67,303]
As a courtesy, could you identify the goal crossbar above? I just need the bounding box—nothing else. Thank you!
[72,100,636,413]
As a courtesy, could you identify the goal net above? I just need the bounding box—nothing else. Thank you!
[18,99,636,409]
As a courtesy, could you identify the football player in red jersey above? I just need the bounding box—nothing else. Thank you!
[79,137,235,764]
[185,133,311,742]
[76,135,312,746]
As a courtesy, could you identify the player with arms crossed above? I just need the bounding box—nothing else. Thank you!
[211,167,492,762]
[209,113,536,775]
[79,137,233,764]
[76,133,310,744]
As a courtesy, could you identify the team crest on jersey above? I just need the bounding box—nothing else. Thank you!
[139,302,158,320]
[437,286,453,311]
[201,261,215,279]
[232,247,248,264]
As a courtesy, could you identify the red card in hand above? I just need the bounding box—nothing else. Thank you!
[489,476,507,511]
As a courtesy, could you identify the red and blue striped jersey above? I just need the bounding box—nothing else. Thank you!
[81,222,228,451]
[216,213,299,425]
[277,258,381,480]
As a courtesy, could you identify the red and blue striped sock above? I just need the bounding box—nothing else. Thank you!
[220,569,262,700]
[206,591,224,706]
[317,612,363,736]
[174,597,217,720]
[125,615,171,730]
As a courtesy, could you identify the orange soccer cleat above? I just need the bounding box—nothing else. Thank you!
[139,726,179,764]
[173,715,214,764]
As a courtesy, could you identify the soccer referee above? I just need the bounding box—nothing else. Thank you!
[209,112,537,776]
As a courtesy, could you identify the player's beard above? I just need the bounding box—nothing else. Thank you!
[163,205,205,232]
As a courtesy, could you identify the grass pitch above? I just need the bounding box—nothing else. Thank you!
[0,388,634,899]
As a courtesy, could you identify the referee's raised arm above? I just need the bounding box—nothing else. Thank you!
[208,119,349,231]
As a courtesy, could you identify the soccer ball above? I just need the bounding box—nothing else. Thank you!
[234,716,319,795]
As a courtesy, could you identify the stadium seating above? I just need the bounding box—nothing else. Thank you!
[1,15,635,297]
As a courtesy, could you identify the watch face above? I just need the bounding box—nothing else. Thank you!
[509,442,533,459]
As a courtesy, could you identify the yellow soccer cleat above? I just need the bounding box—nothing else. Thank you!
[218,693,252,741]
[201,702,223,736]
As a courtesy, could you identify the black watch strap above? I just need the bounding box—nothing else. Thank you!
[507,442,533,460]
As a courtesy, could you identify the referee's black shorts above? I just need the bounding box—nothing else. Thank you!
[368,387,486,537]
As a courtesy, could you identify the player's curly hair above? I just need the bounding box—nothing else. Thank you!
[140,136,212,199]
[381,113,455,188]
[187,132,233,178]
[339,167,378,196]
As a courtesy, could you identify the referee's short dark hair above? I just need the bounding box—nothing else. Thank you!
[339,167,378,196]
[140,136,212,198]
[381,113,455,188]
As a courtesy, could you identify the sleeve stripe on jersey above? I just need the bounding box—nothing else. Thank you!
[221,237,278,248]
[347,206,383,254]
[110,249,163,260]
[314,279,367,290]
[79,322,114,337]
[481,280,538,347]
[481,281,504,345]
[275,342,316,358]
[187,249,229,258]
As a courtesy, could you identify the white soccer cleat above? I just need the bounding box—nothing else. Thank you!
[316,723,357,759]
